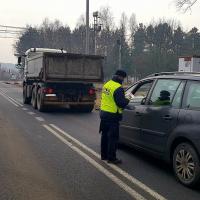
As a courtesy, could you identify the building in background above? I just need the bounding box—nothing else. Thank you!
[179,55,200,72]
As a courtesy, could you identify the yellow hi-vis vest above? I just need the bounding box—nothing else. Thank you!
[100,80,122,114]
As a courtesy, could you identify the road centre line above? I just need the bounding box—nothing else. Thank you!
[35,117,45,122]
[27,111,35,115]
[43,124,147,200]
[0,84,166,200]
[0,87,22,105]
[50,124,167,200]
[5,95,23,106]
[22,108,28,111]
[0,88,23,106]
[0,90,19,107]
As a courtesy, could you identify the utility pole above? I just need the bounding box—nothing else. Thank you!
[86,0,89,54]
[0,63,1,80]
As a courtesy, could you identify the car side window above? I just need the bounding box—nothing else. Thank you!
[126,81,153,104]
[149,79,181,106]
[185,81,200,109]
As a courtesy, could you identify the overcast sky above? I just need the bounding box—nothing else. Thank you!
[0,0,199,64]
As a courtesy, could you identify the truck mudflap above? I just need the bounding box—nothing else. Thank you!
[44,101,94,105]
[43,101,94,112]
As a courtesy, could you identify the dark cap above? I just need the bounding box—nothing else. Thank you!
[114,69,127,78]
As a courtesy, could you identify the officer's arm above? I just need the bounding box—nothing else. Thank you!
[113,87,129,109]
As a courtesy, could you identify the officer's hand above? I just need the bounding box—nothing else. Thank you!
[125,93,134,100]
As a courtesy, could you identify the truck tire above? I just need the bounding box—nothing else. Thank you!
[173,142,200,187]
[37,88,46,112]
[23,85,31,104]
[31,87,37,109]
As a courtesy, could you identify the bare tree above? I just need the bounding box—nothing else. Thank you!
[99,6,115,31]
[175,0,198,12]
[119,12,128,35]
[76,14,85,28]
[129,13,137,36]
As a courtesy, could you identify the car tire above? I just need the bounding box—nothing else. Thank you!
[173,142,200,187]
[37,88,46,112]
[23,85,31,104]
[31,87,37,109]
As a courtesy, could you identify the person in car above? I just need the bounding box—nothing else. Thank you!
[154,90,171,106]
[99,69,130,164]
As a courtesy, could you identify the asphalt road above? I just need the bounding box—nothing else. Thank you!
[0,81,200,200]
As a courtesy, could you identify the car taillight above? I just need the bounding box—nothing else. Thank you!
[43,88,54,94]
[88,88,96,95]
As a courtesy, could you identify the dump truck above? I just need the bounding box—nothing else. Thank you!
[17,48,104,112]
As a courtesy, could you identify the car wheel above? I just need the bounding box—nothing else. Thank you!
[173,142,200,187]
[31,87,37,109]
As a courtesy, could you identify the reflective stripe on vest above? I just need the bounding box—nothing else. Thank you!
[100,80,122,114]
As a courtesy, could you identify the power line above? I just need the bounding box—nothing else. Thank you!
[0,30,22,34]
[0,36,16,38]
[0,25,26,30]
[0,24,26,39]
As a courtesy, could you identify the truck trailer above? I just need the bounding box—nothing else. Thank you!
[17,48,104,112]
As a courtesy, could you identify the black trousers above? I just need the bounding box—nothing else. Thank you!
[100,120,119,161]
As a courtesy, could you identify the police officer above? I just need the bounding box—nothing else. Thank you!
[99,69,130,164]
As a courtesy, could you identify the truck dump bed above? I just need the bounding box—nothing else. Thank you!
[26,52,104,82]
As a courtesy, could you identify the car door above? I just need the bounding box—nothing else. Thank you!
[139,79,185,153]
[178,80,200,141]
[119,79,154,146]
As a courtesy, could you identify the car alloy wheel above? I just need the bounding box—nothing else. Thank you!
[175,149,195,181]
[173,143,200,187]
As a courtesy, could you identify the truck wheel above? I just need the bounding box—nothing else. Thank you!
[37,88,46,112]
[23,86,31,104]
[31,87,37,109]
[173,142,200,187]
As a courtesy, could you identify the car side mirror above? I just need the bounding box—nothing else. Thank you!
[141,97,146,105]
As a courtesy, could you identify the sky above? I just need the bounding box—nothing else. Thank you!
[0,0,199,64]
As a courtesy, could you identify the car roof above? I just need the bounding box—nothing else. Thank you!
[143,72,200,81]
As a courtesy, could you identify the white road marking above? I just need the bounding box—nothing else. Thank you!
[0,91,19,107]
[7,95,23,106]
[27,112,35,115]
[35,117,45,122]
[43,124,147,200]
[50,124,167,200]
[0,88,23,106]
[0,83,167,200]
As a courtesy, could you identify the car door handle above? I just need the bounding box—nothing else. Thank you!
[162,115,172,120]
